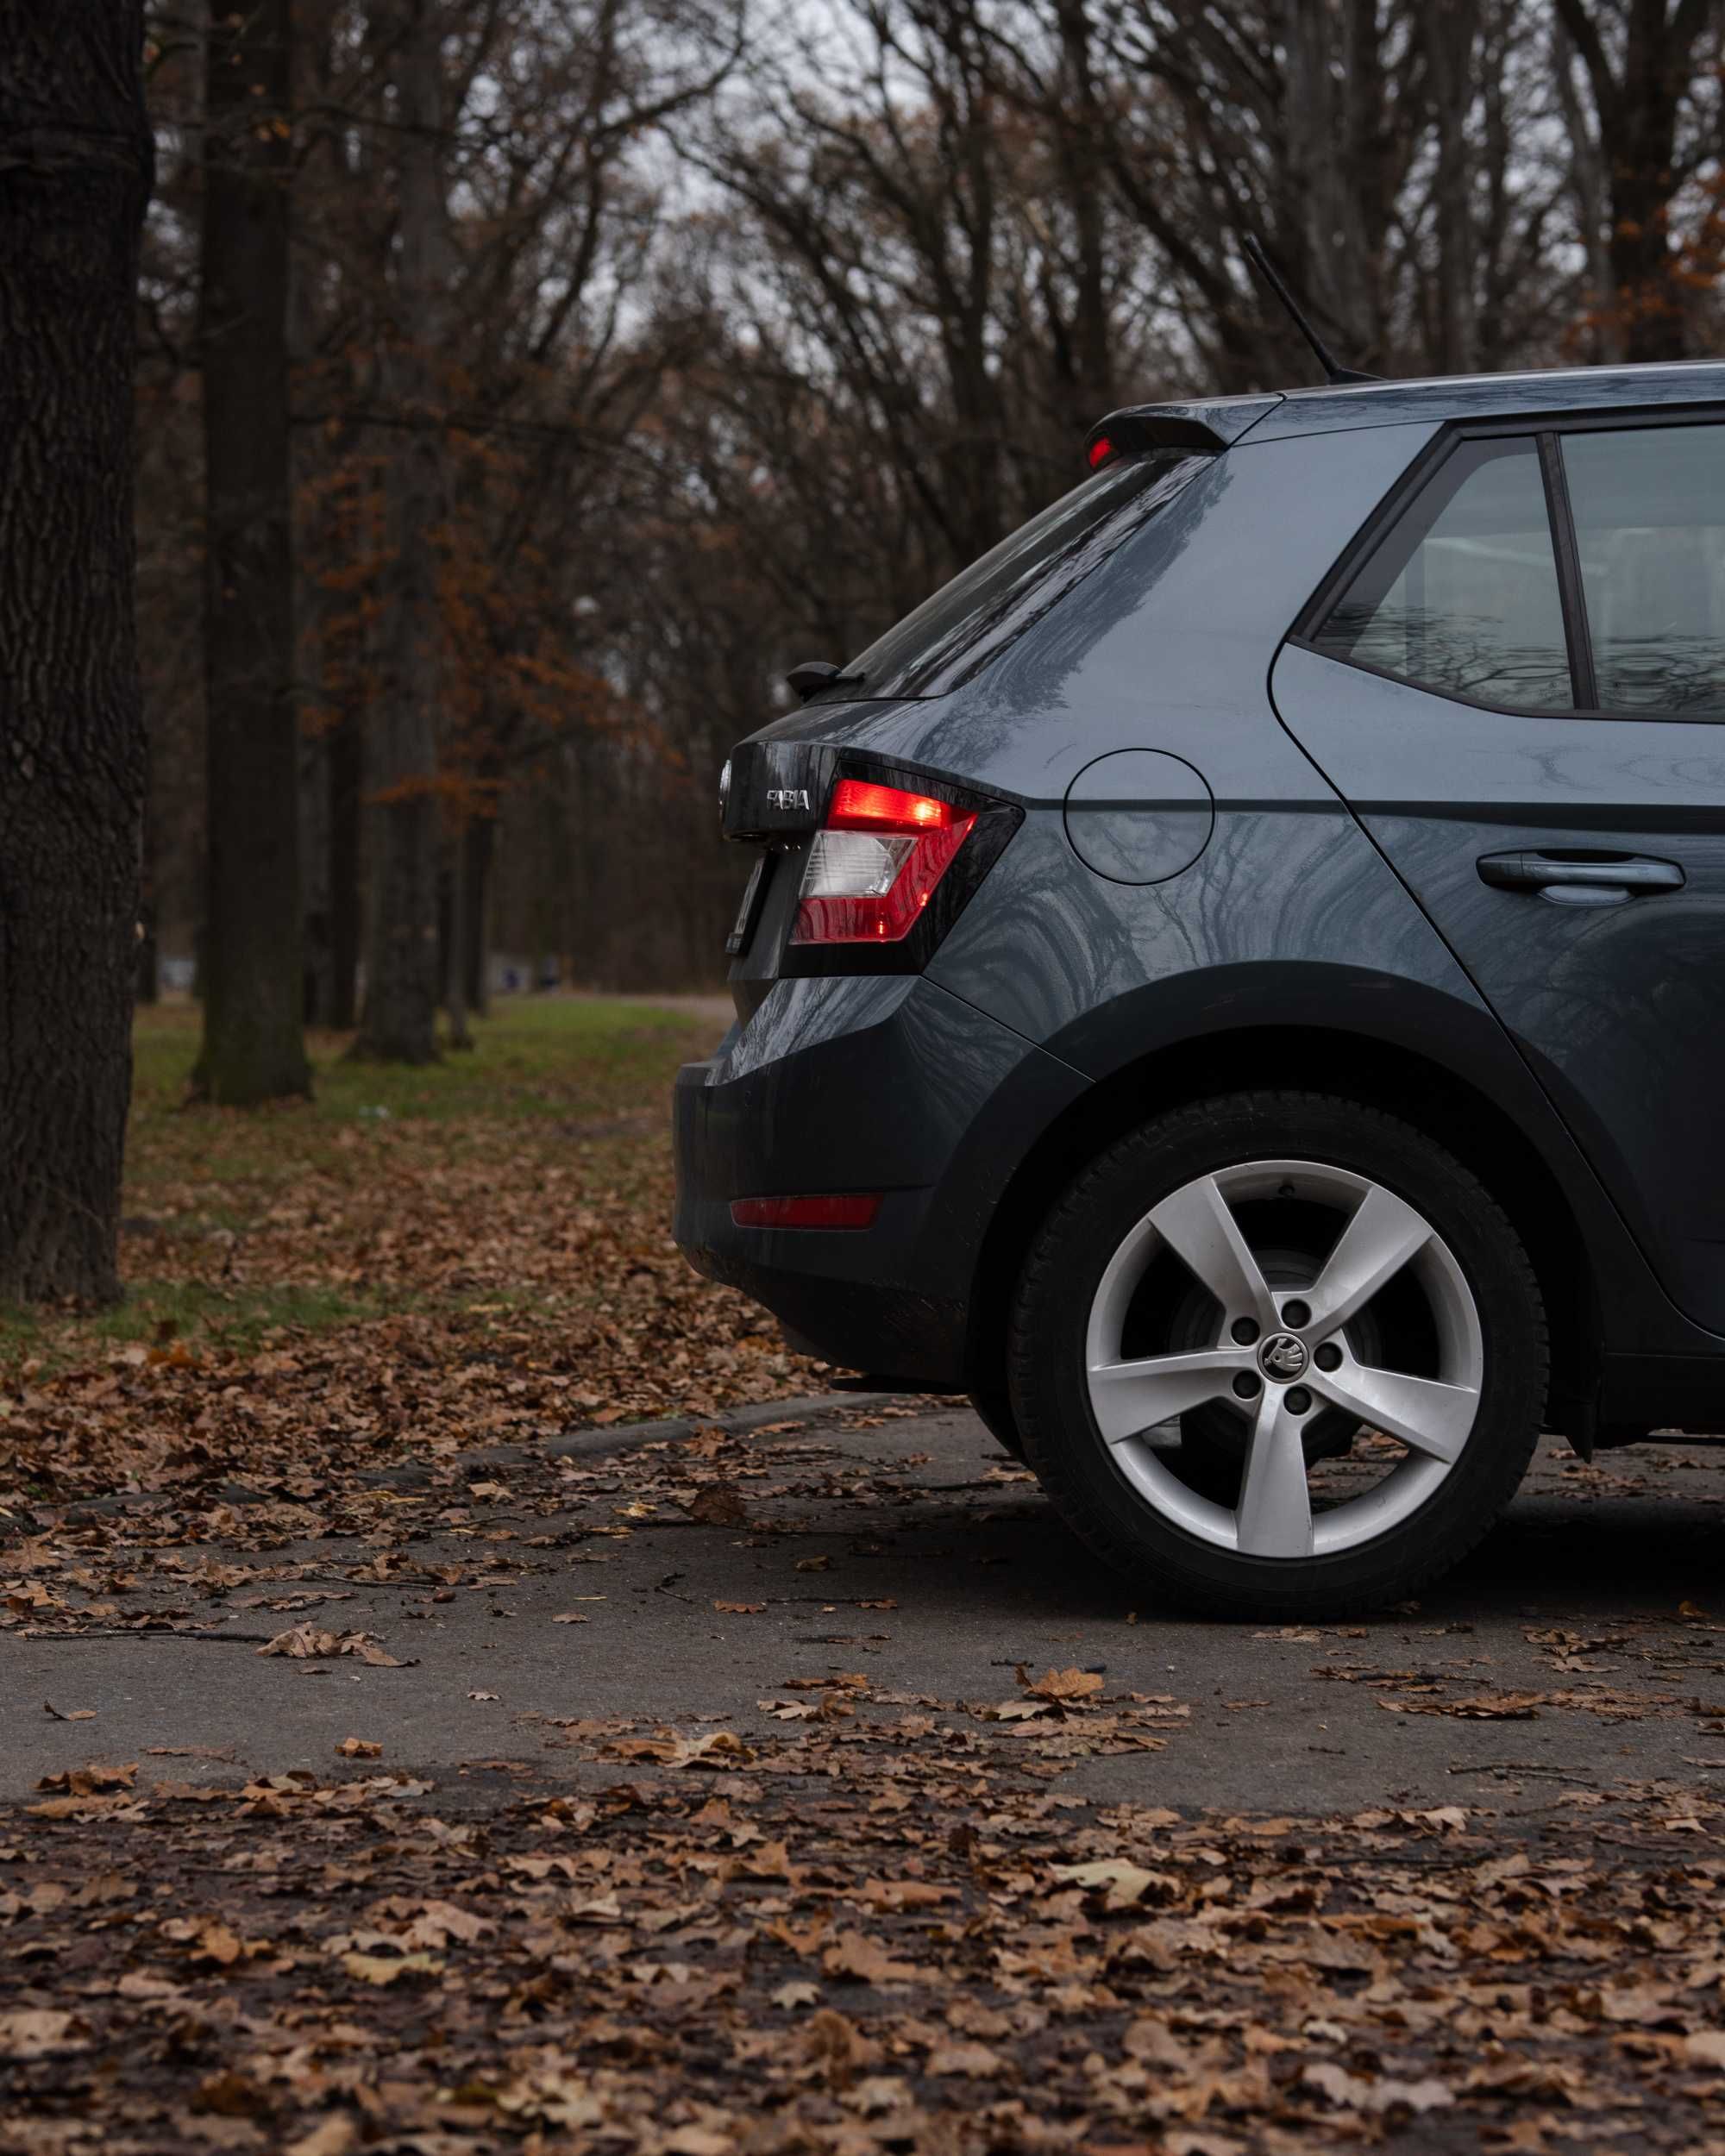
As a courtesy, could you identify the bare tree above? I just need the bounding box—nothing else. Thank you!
[197,0,310,1101]
[353,0,448,1064]
[0,0,152,1301]
[1553,0,1724,360]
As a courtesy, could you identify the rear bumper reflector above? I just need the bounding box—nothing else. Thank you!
[730,1194,882,1231]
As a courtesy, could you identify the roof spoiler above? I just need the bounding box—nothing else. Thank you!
[1083,393,1282,470]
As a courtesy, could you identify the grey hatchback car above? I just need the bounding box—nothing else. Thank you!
[674,361,1725,1616]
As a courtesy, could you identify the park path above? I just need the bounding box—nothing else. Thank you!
[9,1397,1725,1807]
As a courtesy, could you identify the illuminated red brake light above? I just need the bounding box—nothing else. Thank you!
[1087,435,1117,470]
[731,1194,881,1230]
[828,779,955,832]
[791,779,976,945]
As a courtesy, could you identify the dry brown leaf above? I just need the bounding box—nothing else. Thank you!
[1051,1857,1167,1907]
[687,1482,748,1526]
[341,1949,445,1985]
[1020,1664,1105,1703]
[924,2041,1002,2078]
[1303,2061,1452,2113]
[257,1626,404,1666]
[0,2009,85,2058]
[34,1762,135,1795]
[821,1930,922,1984]
[284,2118,360,2156]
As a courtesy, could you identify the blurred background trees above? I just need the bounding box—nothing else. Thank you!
[135,0,1725,1044]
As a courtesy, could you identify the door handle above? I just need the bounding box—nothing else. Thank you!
[1477,850,1685,906]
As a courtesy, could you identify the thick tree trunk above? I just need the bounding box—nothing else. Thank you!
[0,2,152,1304]
[196,0,310,1103]
[354,0,446,1064]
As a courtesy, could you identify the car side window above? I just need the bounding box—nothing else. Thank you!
[1312,438,1574,712]
[1562,424,1725,717]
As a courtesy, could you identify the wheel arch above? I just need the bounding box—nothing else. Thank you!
[965,1021,1598,1443]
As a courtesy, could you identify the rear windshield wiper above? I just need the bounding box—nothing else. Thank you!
[786,660,866,700]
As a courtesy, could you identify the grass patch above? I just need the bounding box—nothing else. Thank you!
[132,993,704,1128]
[0,1280,384,1373]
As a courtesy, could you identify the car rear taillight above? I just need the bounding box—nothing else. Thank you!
[790,779,977,945]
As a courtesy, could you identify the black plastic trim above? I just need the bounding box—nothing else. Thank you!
[1538,430,1599,710]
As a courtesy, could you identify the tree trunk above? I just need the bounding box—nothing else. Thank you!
[0,1,152,1304]
[195,0,310,1103]
[443,818,474,1049]
[1553,0,1715,364]
[136,809,160,1006]
[462,813,492,1017]
[327,706,361,1028]
[328,707,362,1026]
[1424,0,1479,374]
[354,0,446,1064]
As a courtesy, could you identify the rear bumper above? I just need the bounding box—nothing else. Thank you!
[673,974,1086,1383]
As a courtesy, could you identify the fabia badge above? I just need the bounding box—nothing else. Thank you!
[1259,1332,1308,1381]
[767,787,812,812]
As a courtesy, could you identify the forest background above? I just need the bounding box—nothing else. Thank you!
[138,0,1725,1042]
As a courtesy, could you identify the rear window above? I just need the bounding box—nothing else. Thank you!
[1312,437,1574,712]
[841,450,1208,699]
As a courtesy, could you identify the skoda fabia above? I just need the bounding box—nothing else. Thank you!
[674,362,1725,1615]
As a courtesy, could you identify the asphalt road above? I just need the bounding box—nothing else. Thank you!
[9,1399,1725,1810]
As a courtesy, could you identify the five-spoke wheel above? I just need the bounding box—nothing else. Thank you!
[1008,1094,1547,1615]
[1087,1160,1483,1560]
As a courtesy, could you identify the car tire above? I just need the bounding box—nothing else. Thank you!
[967,1385,1025,1459]
[1007,1091,1547,1618]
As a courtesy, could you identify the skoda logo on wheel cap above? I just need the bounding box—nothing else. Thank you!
[1259,1332,1308,1382]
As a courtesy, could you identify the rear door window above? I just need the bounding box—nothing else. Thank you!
[842,450,1208,699]
[1562,423,1725,717]
[1311,437,1574,711]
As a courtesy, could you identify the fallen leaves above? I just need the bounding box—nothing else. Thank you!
[1376,1691,1543,1719]
[4,1757,1725,2151]
[256,1626,405,1665]
[0,1002,826,1647]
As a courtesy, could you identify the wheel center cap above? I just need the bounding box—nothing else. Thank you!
[1258,1332,1308,1382]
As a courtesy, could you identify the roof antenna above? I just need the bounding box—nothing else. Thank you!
[1241,235,1379,385]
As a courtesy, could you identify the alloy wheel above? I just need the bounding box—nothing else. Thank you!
[1083,1160,1484,1558]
